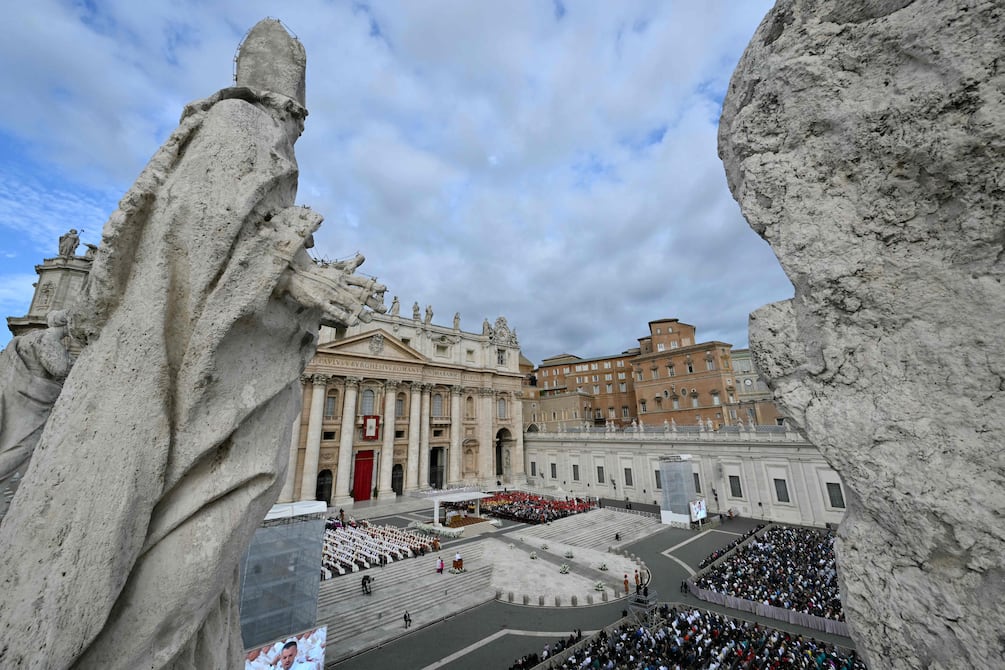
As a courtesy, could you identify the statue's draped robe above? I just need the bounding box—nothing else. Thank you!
[0,88,321,669]
[0,335,66,519]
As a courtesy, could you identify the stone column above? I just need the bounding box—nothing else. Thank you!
[448,385,463,485]
[333,377,360,506]
[405,382,421,491]
[418,384,431,489]
[478,388,495,485]
[377,380,398,498]
[511,390,527,483]
[298,375,327,501]
[278,399,303,503]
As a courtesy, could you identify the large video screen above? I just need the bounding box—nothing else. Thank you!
[689,498,707,522]
[244,626,327,670]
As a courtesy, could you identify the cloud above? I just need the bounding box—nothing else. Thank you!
[0,1,786,363]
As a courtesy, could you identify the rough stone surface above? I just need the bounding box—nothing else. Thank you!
[0,20,382,670]
[0,312,70,519]
[719,2,1005,668]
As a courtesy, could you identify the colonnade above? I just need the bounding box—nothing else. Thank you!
[278,375,524,505]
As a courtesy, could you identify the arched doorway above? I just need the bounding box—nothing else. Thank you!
[391,464,403,495]
[316,469,333,506]
[495,428,513,478]
[352,450,374,501]
[429,447,445,489]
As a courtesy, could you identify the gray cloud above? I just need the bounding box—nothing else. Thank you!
[0,1,786,360]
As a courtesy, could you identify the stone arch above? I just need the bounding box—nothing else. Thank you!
[495,427,513,478]
[316,469,333,505]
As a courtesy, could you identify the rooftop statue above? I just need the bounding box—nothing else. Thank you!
[0,19,384,669]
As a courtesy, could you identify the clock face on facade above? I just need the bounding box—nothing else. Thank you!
[744,379,753,386]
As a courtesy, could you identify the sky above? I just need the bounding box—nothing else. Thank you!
[0,0,791,364]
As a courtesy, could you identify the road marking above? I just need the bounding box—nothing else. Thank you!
[665,554,695,576]
[420,629,599,669]
[659,528,744,575]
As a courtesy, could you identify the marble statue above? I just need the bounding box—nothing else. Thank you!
[482,318,491,336]
[0,311,71,520]
[453,312,460,330]
[57,228,79,258]
[424,304,433,326]
[83,242,98,260]
[0,19,385,669]
[719,2,1004,667]
[389,295,399,316]
[413,301,421,321]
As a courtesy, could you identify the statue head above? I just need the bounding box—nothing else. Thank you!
[236,19,307,106]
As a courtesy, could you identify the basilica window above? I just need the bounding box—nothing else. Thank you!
[774,478,790,503]
[361,389,375,415]
[395,393,405,418]
[729,475,743,498]
[497,397,507,419]
[324,390,338,419]
[497,349,506,365]
[432,393,444,417]
[827,482,846,509]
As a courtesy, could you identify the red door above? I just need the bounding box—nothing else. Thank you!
[353,450,374,501]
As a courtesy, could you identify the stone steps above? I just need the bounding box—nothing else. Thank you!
[317,543,493,663]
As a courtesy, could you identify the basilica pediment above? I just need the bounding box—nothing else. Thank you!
[314,329,427,363]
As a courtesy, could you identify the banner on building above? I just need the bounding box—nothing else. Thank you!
[362,415,380,440]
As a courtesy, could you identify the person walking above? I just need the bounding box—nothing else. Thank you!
[436,556,444,574]
[623,575,630,596]
[403,610,412,628]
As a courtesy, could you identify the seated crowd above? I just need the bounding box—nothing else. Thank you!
[321,518,438,580]
[510,630,583,669]
[479,491,595,524]
[694,527,844,620]
[538,606,866,670]
[698,524,765,569]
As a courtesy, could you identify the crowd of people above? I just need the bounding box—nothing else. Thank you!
[536,606,866,670]
[321,518,438,579]
[479,491,595,524]
[509,630,584,669]
[694,527,844,620]
[698,524,765,569]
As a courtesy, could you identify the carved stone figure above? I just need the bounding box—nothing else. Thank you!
[413,301,421,321]
[482,318,491,336]
[83,243,99,260]
[0,311,71,520]
[389,295,400,316]
[719,2,1004,668]
[424,304,433,326]
[0,19,384,669]
[57,228,79,258]
[453,312,460,330]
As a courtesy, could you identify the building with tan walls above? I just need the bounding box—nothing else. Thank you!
[276,310,526,507]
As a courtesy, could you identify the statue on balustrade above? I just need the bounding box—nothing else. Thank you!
[0,19,384,670]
